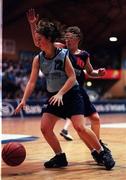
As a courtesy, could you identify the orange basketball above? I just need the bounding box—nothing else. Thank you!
[2,142,26,166]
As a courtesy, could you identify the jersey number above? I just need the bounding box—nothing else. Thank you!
[54,60,63,70]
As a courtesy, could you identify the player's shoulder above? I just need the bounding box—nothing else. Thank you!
[57,48,69,56]
[60,47,68,52]
[80,49,90,57]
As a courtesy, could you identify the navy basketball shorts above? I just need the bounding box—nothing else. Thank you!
[43,85,85,119]
[80,87,97,117]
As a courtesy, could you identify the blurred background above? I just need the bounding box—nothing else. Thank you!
[2,0,126,117]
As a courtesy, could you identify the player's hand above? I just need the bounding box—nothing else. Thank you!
[98,68,106,76]
[14,101,26,114]
[49,93,63,106]
[26,8,39,24]
[54,42,65,48]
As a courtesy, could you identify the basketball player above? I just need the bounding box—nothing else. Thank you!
[26,9,113,163]
[15,19,115,170]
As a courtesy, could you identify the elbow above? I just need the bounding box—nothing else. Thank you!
[35,42,39,48]
[34,39,40,48]
[31,83,36,90]
[71,74,76,84]
[87,70,93,76]
[73,75,76,82]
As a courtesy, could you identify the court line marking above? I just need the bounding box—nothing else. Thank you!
[2,123,126,144]
[1,134,39,144]
[100,123,126,128]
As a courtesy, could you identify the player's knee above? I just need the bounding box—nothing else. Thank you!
[73,124,87,133]
[90,113,100,124]
[41,124,50,135]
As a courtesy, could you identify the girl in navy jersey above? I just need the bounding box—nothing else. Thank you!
[62,26,113,162]
[23,9,115,170]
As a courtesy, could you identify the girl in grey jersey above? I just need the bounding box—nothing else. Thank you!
[15,19,114,170]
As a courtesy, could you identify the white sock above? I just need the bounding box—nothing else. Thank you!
[91,149,96,153]
[97,147,104,154]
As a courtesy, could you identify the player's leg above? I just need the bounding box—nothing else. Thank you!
[88,112,100,139]
[41,113,68,168]
[71,115,115,170]
[65,86,102,151]
[41,113,62,154]
[71,115,102,150]
[89,112,111,152]
[81,88,100,138]
[81,88,111,162]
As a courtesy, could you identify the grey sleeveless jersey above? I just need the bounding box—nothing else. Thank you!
[39,48,72,92]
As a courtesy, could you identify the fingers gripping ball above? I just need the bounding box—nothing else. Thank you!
[2,142,26,166]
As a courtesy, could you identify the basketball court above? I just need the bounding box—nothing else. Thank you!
[2,114,126,180]
[2,1,126,180]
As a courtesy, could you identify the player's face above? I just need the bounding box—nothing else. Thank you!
[64,32,79,49]
[35,32,50,50]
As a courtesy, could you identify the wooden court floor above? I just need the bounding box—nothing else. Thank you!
[1,114,126,180]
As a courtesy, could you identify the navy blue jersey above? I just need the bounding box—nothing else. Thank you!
[69,50,90,87]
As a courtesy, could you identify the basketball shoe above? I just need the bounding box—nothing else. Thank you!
[91,150,103,164]
[44,153,68,168]
[92,139,111,164]
[60,129,73,141]
[99,150,115,170]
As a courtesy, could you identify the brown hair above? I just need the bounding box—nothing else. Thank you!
[36,20,61,42]
[65,26,82,39]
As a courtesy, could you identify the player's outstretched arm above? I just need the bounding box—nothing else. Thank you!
[26,8,39,47]
[15,56,40,113]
